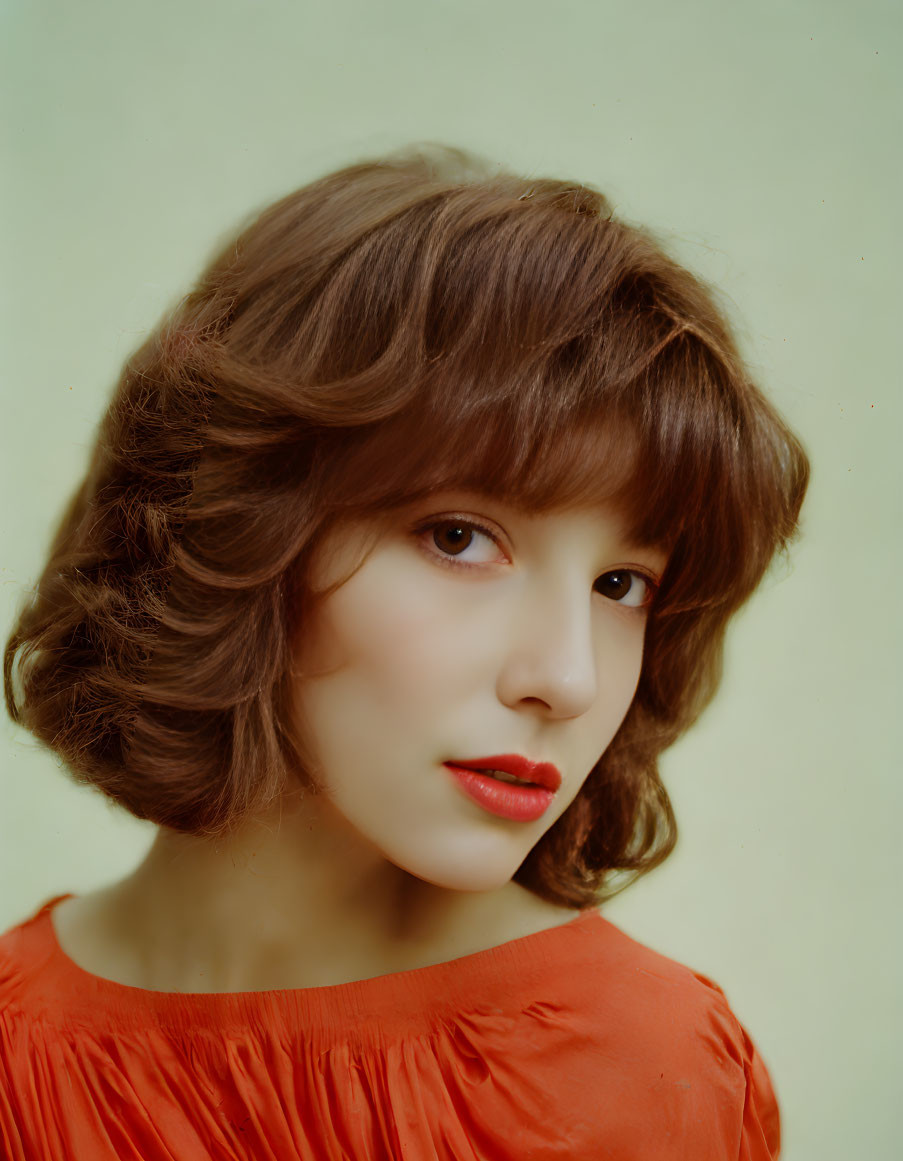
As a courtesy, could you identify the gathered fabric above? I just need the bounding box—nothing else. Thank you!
[0,895,779,1160]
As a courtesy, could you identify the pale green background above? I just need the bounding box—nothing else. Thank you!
[1,2,899,1158]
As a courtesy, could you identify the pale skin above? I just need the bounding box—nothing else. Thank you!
[52,491,667,993]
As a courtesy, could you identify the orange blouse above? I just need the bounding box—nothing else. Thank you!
[0,894,780,1160]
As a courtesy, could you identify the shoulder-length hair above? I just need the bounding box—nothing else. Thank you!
[4,145,809,909]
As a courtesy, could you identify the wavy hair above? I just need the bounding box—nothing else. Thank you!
[4,144,809,908]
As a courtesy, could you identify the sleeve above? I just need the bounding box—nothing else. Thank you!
[737,1021,781,1161]
[692,970,781,1160]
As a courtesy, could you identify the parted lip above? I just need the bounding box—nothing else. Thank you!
[444,753,562,792]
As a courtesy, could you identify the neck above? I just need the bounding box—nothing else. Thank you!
[96,787,575,992]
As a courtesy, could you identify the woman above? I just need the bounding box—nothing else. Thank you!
[0,144,807,1159]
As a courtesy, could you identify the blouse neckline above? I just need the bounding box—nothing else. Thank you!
[31,893,604,1040]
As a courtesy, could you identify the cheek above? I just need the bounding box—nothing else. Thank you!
[299,562,473,715]
[593,620,646,732]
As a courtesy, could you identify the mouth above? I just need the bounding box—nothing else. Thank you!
[477,769,536,785]
[443,753,562,792]
[442,763,558,822]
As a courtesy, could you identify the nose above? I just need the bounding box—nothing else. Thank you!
[495,576,599,719]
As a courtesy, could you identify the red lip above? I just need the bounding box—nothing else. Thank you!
[443,753,562,792]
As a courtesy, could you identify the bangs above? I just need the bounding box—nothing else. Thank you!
[309,321,758,621]
[195,154,804,621]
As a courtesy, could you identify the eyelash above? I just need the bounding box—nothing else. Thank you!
[411,515,659,610]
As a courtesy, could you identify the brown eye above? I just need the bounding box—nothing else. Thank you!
[418,517,501,565]
[596,571,650,607]
[432,522,475,556]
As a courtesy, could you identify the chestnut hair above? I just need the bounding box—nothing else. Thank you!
[4,145,808,908]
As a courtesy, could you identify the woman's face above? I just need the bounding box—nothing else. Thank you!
[291,489,667,894]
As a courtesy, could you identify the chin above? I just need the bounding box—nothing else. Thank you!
[390,856,519,896]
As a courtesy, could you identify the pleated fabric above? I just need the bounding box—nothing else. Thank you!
[0,895,780,1160]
